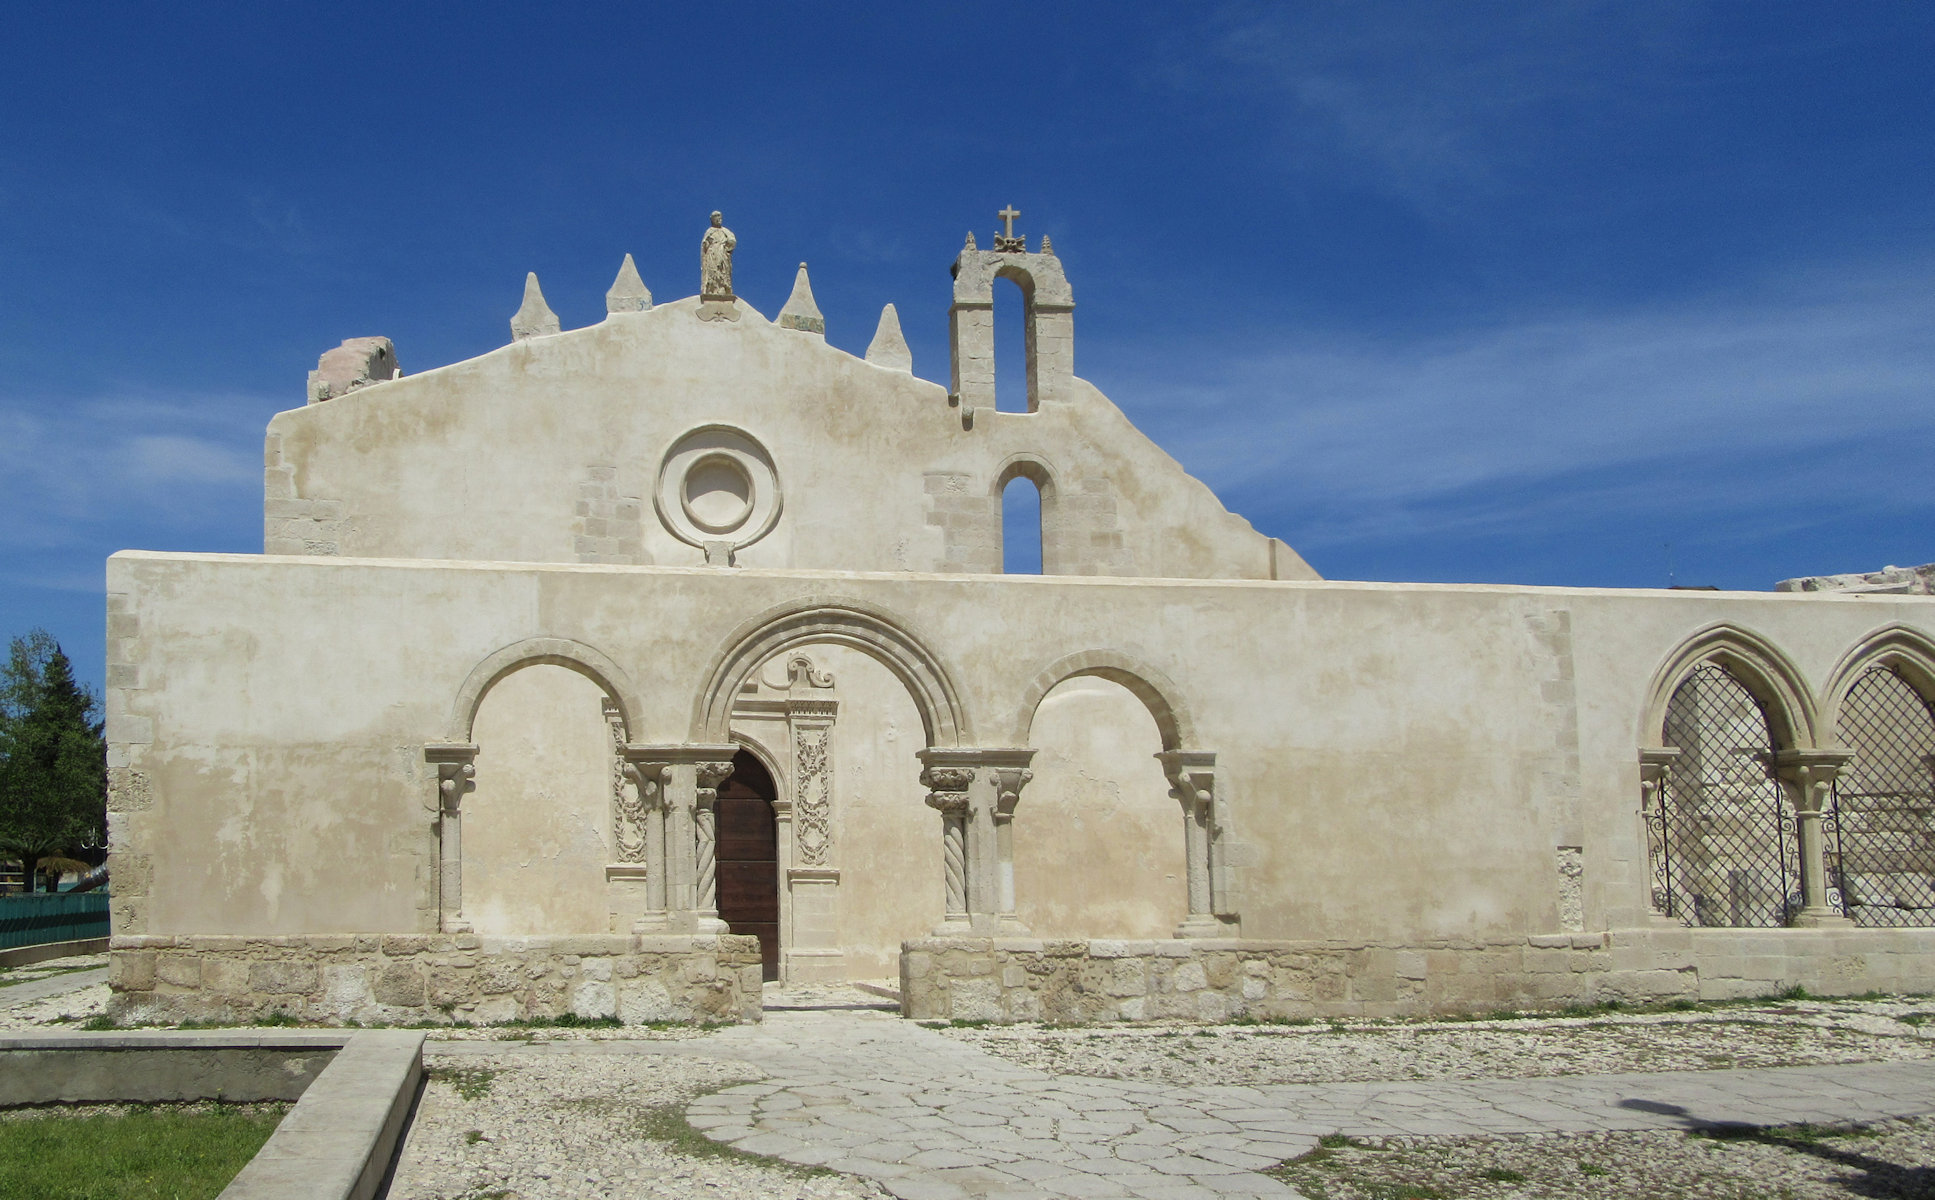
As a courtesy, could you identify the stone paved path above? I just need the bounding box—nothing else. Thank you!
[0,966,107,1008]
[435,1007,1935,1200]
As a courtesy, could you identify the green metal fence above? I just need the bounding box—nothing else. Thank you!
[0,892,110,949]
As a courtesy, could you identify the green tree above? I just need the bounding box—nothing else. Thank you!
[0,631,106,892]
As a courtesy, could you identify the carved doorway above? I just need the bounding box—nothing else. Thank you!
[716,749,780,980]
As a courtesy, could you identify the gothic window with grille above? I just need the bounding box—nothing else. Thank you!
[1649,663,1798,927]
[1830,665,1935,927]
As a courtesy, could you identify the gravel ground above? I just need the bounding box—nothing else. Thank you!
[389,1050,891,1200]
[1269,1119,1935,1200]
[0,953,107,989]
[0,963,107,1030]
[939,999,1935,1085]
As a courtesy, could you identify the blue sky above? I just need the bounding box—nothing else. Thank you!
[3,3,1932,694]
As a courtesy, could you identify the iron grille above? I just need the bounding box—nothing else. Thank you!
[1652,663,1798,927]
[1830,665,1935,927]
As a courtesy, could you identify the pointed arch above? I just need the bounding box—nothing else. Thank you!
[1640,623,1818,751]
[1010,650,1198,752]
[1820,624,1935,735]
[449,636,644,742]
[691,597,969,747]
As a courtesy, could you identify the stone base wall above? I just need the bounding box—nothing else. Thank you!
[108,934,763,1026]
[900,926,1935,1023]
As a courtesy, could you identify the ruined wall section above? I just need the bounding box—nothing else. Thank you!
[267,290,1314,581]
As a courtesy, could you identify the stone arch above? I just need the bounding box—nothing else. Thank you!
[449,636,645,742]
[692,597,969,747]
[994,454,1059,575]
[949,246,1075,413]
[727,728,792,810]
[1641,624,1818,752]
[1821,624,1935,735]
[1010,650,1198,752]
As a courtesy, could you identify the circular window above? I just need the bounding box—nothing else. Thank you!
[655,425,782,554]
[682,453,754,534]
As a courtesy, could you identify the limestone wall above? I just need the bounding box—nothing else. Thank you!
[901,929,1935,1023]
[108,934,761,1026]
[265,296,1301,582]
[104,552,1935,992]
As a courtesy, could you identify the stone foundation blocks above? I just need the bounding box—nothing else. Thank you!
[107,933,762,1026]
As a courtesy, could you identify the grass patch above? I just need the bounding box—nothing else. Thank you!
[485,1012,623,1029]
[0,1104,286,1200]
[427,1065,497,1101]
[617,1103,835,1179]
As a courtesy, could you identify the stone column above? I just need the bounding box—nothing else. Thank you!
[1638,748,1682,921]
[983,751,1036,934]
[920,757,975,932]
[424,743,477,935]
[627,744,737,934]
[1159,750,1235,938]
[613,753,671,932]
[693,759,736,932]
[1773,748,1855,926]
[921,748,1037,936]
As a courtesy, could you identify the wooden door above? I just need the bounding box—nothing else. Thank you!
[715,749,780,981]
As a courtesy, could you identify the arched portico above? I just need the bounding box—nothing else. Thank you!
[691,598,970,747]
[1638,624,1841,927]
[1010,649,1197,751]
[1820,624,1935,736]
[448,635,645,743]
[1640,623,1818,752]
[427,636,645,934]
[1009,650,1231,935]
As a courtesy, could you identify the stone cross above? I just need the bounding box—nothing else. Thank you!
[994,205,1025,253]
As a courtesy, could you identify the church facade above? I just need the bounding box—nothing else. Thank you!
[104,214,1935,1024]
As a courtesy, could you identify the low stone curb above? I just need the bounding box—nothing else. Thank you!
[0,1028,424,1200]
[0,937,108,969]
[220,1030,424,1200]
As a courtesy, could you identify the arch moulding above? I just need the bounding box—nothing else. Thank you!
[1010,649,1198,752]
[448,636,646,743]
[692,597,969,748]
[1638,622,1818,751]
[1819,623,1935,735]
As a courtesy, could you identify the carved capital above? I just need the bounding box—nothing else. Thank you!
[989,767,1033,819]
[921,766,975,794]
[1638,747,1681,805]
[694,759,736,809]
[424,743,478,814]
[924,789,971,816]
[621,762,670,810]
[1771,748,1854,814]
[1157,750,1216,812]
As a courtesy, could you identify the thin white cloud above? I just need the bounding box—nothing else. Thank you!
[1174,2,1695,206]
[1106,255,1935,548]
[0,391,268,552]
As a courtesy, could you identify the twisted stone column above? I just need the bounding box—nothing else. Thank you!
[922,765,974,927]
[693,760,736,918]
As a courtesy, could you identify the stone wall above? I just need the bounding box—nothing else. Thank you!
[901,929,1935,1023]
[108,934,761,1026]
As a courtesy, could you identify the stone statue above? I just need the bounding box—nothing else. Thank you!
[700,211,736,300]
